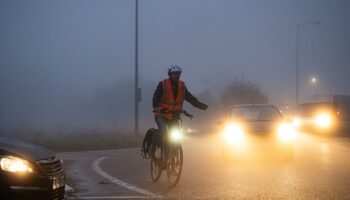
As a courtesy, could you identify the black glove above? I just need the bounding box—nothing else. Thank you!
[199,103,208,110]
[184,111,194,120]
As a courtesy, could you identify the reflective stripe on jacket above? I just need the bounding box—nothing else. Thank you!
[156,78,185,120]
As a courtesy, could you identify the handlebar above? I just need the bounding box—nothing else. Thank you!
[183,111,194,119]
[153,109,194,120]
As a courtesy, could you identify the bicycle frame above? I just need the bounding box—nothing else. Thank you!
[149,110,191,187]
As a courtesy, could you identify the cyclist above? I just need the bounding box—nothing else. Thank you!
[152,64,208,165]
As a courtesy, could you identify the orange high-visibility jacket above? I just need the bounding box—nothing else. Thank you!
[156,78,185,120]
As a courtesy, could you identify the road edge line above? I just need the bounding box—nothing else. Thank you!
[65,184,74,193]
[92,156,163,198]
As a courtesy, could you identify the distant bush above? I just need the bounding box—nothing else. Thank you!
[221,79,269,108]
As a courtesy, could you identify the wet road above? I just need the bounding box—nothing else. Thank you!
[61,133,350,199]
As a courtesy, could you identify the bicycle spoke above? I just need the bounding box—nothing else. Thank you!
[167,146,183,187]
[150,145,162,182]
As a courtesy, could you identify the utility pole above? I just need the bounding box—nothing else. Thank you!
[296,21,321,105]
[134,0,139,135]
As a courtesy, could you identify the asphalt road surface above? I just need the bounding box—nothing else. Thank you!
[60,133,350,200]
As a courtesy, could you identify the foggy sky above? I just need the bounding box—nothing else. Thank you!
[0,0,349,131]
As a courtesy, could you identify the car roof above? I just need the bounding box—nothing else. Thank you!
[233,104,276,108]
[298,102,332,108]
[299,101,331,105]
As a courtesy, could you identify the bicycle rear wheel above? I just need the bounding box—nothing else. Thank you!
[166,144,183,187]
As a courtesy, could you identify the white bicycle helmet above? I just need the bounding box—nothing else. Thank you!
[168,64,182,75]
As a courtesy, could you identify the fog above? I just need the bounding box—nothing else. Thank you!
[0,0,349,132]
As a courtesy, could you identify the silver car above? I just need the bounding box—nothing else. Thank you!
[218,104,296,161]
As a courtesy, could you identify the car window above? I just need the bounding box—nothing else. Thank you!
[298,102,332,117]
[230,106,282,121]
[336,103,350,115]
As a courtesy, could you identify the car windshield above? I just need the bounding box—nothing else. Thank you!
[230,106,282,121]
[297,102,332,117]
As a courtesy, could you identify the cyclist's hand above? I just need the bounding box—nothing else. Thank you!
[199,103,209,110]
[184,111,194,120]
[153,107,161,113]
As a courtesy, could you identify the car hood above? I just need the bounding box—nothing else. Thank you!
[243,121,280,136]
[0,137,55,161]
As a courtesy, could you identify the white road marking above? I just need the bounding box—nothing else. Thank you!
[65,184,74,193]
[92,156,163,198]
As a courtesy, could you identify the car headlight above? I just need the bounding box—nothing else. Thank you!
[292,117,302,128]
[186,128,197,134]
[223,123,244,144]
[277,123,296,142]
[170,129,183,142]
[0,156,34,173]
[314,113,332,129]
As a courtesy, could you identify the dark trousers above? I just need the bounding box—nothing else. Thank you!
[154,116,179,160]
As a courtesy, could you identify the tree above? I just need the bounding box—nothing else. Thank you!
[221,78,268,108]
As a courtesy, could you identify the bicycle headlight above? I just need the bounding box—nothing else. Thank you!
[0,156,34,173]
[170,129,183,142]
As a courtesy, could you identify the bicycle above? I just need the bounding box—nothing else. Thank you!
[142,110,193,187]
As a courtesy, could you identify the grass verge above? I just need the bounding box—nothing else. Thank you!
[0,130,144,152]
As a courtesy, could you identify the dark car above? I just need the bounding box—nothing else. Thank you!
[218,104,296,161]
[293,95,350,135]
[0,136,65,200]
[293,102,336,134]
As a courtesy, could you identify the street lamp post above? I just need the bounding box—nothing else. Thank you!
[296,21,321,105]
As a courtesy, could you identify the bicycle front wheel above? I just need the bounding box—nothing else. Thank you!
[166,144,183,187]
[150,146,162,182]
